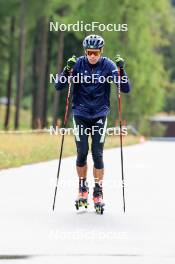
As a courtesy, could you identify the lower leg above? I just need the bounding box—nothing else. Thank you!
[76,165,87,179]
[75,165,88,206]
[93,167,104,187]
[93,167,105,210]
[76,165,88,191]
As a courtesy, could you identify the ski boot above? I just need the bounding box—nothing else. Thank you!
[93,184,105,215]
[75,181,89,210]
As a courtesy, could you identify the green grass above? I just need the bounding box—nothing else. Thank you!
[0,105,31,130]
[0,133,140,169]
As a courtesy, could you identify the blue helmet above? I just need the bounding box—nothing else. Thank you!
[83,35,105,49]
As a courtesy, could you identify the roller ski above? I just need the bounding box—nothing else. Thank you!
[93,184,105,215]
[75,179,89,210]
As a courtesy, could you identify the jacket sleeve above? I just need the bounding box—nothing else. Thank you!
[110,61,131,93]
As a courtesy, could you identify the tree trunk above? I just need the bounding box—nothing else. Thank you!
[4,17,15,130]
[32,17,48,129]
[35,17,48,128]
[31,27,38,129]
[53,30,64,126]
[14,0,26,130]
[43,22,52,128]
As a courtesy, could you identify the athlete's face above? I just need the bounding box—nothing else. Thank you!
[85,49,102,65]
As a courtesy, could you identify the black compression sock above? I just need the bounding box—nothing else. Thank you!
[95,183,102,189]
[79,178,87,189]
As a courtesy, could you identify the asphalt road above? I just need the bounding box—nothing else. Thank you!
[0,140,174,263]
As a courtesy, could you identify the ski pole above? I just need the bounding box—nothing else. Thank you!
[53,80,72,211]
[117,66,126,213]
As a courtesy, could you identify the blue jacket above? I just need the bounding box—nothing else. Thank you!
[55,56,131,119]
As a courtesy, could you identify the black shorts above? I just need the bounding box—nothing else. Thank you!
[73,115,107,169]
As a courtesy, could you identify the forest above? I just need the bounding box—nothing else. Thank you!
[0,0,175,134]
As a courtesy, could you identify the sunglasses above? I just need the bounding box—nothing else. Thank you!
[86,50,101,56]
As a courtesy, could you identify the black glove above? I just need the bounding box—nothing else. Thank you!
[63,55,77,75]
[115,54,125,69]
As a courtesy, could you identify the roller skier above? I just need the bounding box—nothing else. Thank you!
[55,34,131,214]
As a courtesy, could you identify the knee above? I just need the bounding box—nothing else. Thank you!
[76,147,88,167]
[92,150,104,169]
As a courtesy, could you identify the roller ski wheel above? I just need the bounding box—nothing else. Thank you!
[75,187,89,210]
[93,185,105,215]
[93,198,105,215]
[75,198,89,210]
